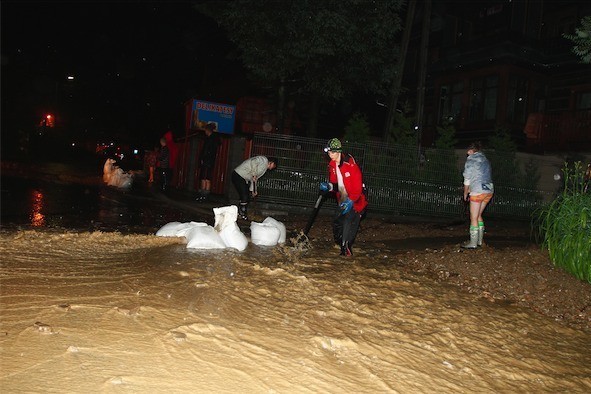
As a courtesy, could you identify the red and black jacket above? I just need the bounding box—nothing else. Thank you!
[327,153,368,214]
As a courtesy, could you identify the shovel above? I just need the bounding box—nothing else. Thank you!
[303,193,325,236]
[287,193,325,253]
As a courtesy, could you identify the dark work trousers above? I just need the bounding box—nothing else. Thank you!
[158,167,172,192]
[231,170,250,203]
[333,208,364,246]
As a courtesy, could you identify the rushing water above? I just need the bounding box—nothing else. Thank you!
[1,174,590,393]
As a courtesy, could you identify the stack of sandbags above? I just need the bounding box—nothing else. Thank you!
[156,207,287,251]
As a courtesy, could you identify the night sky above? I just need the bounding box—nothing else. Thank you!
[1,1,251,151]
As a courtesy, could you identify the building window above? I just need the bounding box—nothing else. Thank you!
[439,81,463,122]
[469,76,498,121]
[507,75,528,122]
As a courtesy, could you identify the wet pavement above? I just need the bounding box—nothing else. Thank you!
[1,160,216,234]
[1,159,534,250]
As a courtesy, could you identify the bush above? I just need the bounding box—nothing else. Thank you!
[343,112,371,144]
[534,161,591,283]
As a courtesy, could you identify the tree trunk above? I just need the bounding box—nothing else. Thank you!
[383,0,417,143]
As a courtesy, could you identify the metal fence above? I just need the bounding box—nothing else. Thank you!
[251,133,554,220]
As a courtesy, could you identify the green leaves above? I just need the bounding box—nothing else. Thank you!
[343,112,371,144]
[563,16,591,64]
[535,161,591,283]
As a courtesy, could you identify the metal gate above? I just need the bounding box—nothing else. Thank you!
[251,133,551,220]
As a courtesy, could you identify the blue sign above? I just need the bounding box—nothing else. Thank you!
[191,99,236,135]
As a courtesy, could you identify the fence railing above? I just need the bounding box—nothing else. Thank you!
[251,133,554,220]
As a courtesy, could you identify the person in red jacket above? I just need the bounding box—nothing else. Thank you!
[319,138,368,256]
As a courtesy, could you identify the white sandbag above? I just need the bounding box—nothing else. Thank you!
[219,224,248,251]
[213,205,239,231]
[186,224,226,249]
[108,168,133,189]
[262,217,286,244]
[156,221,183,237]
[156,221,205,238]
[103,158,133,189]
[214,206,248,251]
[250,221,281,246]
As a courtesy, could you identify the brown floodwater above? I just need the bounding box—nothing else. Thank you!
[1,229,590,393]
[1,174,589,392]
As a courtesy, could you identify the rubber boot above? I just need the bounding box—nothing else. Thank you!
[160,170,168,192]
[340,241,352,257]
[196,190,210,202]
[238,203,248,221]
[461,226,479,249]
[196,189,206,202]
[478,222,485,247]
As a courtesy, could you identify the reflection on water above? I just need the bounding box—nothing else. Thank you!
[1,176,200,233]
[29,190,45,227]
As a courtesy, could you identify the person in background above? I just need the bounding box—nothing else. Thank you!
[145,145,159,183]
[157,137,171,192]
[461,141,494,249]
[231,156,278,220]
[319,138,368,257]
[196,123,221,202]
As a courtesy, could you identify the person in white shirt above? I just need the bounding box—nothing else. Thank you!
[231,156,278,220]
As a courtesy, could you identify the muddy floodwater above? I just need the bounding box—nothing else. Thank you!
[1,175,590,392]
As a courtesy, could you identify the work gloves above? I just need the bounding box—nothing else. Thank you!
[339,198,353,215]
[319,182,333,193]
[321,182,353,215]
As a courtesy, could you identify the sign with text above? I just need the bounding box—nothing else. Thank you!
[191,99,236,135]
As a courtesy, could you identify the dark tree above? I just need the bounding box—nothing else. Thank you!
[196,0,404,137]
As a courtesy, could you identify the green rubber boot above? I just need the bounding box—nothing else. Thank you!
[478,221,485,247]
[461,226,479,249]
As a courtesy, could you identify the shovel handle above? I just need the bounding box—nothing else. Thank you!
[304,194,324,235]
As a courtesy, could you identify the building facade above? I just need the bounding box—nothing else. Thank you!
[408,0,590,152]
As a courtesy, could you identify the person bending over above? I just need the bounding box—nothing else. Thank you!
[231,156,278,220]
